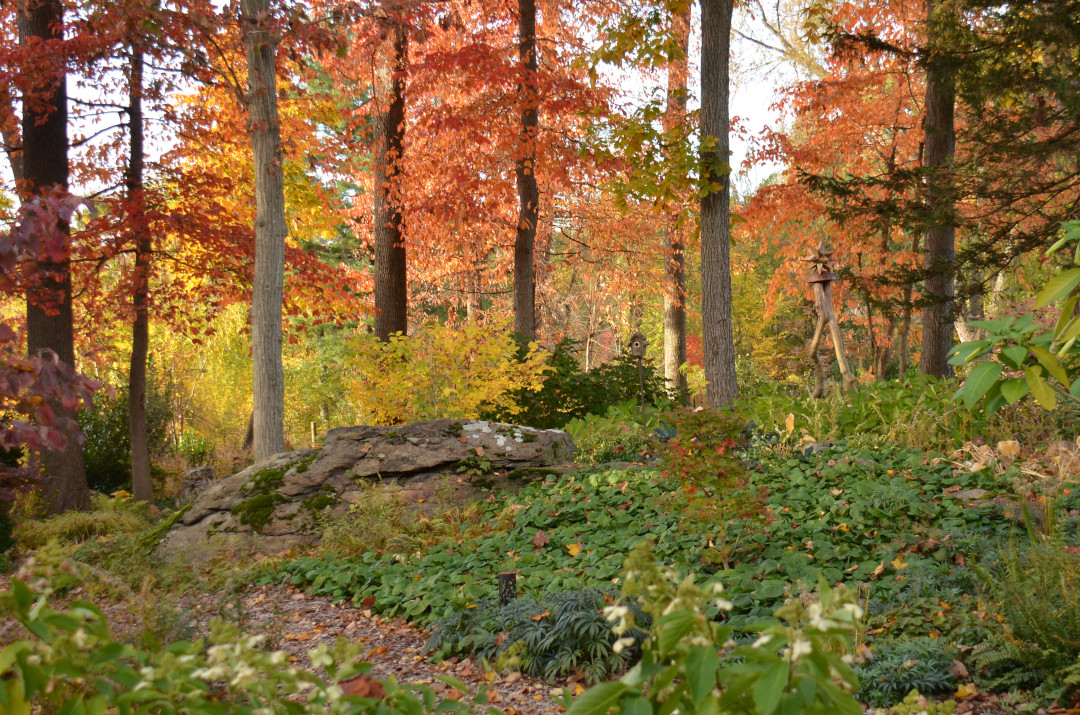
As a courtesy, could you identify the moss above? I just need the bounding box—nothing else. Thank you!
[301,486,340,513]
[448,422,463,437]
[521,432,537,443]
[246,467,285,493]
[231,493,289,531]
[292,453,317,474]
[136,503,192,550]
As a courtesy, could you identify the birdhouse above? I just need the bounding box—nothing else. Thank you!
[808,270,837,284]
[628,332,648,358]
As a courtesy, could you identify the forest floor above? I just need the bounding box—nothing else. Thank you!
[179,584,566,715]
[0,556,1048,714]
[0,573,563,715]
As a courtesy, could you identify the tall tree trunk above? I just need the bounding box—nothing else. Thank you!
[662,7,690,395]
[127,48,153,503]
[241,0,287,459]
[919,0,956,378]
[897,234,919,376]
[513,0,539,339]
[21,0,89,513]
[699,0,738,407]
[373,18,408,341]
[466,266,483,324]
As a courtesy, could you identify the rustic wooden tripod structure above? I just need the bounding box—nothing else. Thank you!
[802,244,856,398]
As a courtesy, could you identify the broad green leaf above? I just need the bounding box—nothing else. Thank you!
[1054,297,1079,339]
[1046,234,1073,255]
[1036,268,1080,308]
[1026,366,1057,410]
[1001,377,1029,404]
[1030,345,1070,385]
[999,346,1028,369]
[685,646,719,704]
[947,340,991,366]
[984,381,1006,414]
[1058,316,1080,347]
[619,696,652,715]
[1013,314,1036,334]
[1072,378,1080,399]
[567,681,630,715]
[959,362,1003,408]
[753,661,789,715]
[655,611,696,658]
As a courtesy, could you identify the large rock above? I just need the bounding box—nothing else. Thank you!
[157,420,575,557]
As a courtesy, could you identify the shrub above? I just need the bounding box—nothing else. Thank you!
[563,401,657,463]
[489,338,672,429]
[15,492,152,550]
[80,377,173,493]
[427,589,650,683]
[659,408,768,567]
[348,321,549,425]
[177,430,214,468]
[854,638,958,707]
[736,378,993,451]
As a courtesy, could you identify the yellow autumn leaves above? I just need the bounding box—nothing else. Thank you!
[347,320,550,425]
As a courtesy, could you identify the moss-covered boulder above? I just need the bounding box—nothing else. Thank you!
[157,420,575,557]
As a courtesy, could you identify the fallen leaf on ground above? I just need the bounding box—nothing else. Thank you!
[340,675,385,699]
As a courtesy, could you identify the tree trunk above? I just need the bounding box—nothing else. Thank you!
[918,0,957,378]
[513,0,539,339]
[954,271,986,343]
[699,0,738,407]
[127,48,153,503]
[21,0,89,514]
[662,7,690,395]
[373,18,408,341]
[241,0,287,459]
[897,234,919,377]
[466,266,483,324]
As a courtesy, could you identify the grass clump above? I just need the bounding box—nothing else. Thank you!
[16,492,152,550]
[317,480,486,559]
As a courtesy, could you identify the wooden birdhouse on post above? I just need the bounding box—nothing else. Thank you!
[801,244,857,398]
[628,332,648,424]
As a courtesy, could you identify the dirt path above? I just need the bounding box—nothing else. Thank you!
[180,584,565,715]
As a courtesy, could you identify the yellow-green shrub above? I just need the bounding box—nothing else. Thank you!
[348,322,549,424]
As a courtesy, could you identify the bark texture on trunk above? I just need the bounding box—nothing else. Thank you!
[662,8,690,395]
[699,0,738,407]
[513,0,539,339]
[919,0,956,378]
[126,49,153,503]
[21,0,89,513]
[241,0,287,459]
[373,19,408,341]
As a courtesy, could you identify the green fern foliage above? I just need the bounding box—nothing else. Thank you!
[426,589,650,683]
[975,539,1080,701]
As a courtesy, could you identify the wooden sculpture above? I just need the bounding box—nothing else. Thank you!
[802,244,856,398]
